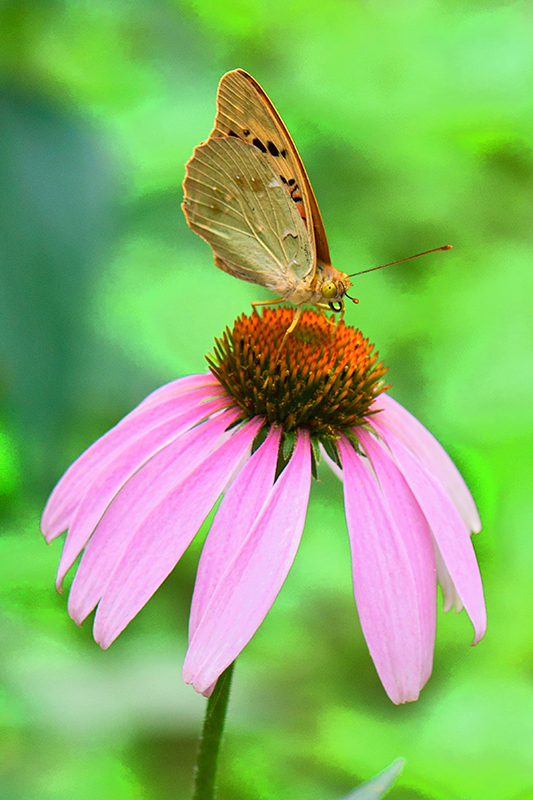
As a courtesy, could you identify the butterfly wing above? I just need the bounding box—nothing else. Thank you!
[211,70,332,269]
[182,69,333,296]
[183,135,312,294]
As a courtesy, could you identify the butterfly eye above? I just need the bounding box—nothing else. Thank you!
[321,281,338,300]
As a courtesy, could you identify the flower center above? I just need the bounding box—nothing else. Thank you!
[207,307,389,440]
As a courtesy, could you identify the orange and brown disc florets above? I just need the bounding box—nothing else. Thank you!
[207,307,389,441]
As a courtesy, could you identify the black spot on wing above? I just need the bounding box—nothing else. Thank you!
[252,137,267,153]
[280,174,287,184]
[280,149,287,158]
[288,178,295,186]
[267,141,279,157]
[242,129,250,136]
[228,130,239,138]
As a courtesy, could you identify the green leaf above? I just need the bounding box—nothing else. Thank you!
[251,423,270,455]
[310,437,321,480]
[281,430,297,462]
[321,437,342,469]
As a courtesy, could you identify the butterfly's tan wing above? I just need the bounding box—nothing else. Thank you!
[210,69,332,270]
[182,69,332,296]
[183,135,312,294]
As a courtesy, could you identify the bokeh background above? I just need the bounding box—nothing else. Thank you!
[0,1,532,798]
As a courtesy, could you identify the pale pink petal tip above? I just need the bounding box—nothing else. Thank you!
[202,681,216,698]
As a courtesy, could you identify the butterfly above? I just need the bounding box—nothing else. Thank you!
[182,69,354,339]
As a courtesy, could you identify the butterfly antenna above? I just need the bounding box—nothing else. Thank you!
[347,245,452,278]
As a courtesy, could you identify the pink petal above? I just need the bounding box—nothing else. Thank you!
[183,429,311,695]
[358,429,437,688]
[92,416,263,648]
[189,425,282,637]
[376,426,486,644]
[339,436,428,704]
[56,396,227,590]
[434,547,464,613]
[134,373,220,411]
[373,394,481,533]
[42,378,225,541]
[68,408,240,622]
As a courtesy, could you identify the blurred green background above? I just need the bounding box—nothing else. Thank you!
[0,1,531,798]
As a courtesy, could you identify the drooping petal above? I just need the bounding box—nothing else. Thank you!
[189,425,282,637]
[92,417,263,648]
[41,377,225,541]
[68,407,240,622]
[373,394,481,533]
[358,429,437,688]
[183,429,312,695]
[339,436,427,704]
[376,426,486,644]
[55,397,227,589]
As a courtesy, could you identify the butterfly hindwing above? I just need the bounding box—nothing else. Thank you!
[183,136,313,293]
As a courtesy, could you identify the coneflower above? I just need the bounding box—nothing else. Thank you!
[41,307,485,704]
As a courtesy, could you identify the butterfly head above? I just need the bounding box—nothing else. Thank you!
[317,267,352,307]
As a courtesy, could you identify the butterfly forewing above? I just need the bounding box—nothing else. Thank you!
[213,71,332,266]
[182,69,338,303]
[183,136,313,292]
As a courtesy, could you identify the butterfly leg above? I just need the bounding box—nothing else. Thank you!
[251,298,284,308]
[318,300,345,328]
[316,304,336,326]
[261,306,303,389]
[274,305,303,362]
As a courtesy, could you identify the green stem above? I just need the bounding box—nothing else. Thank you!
[192,661,235,800]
